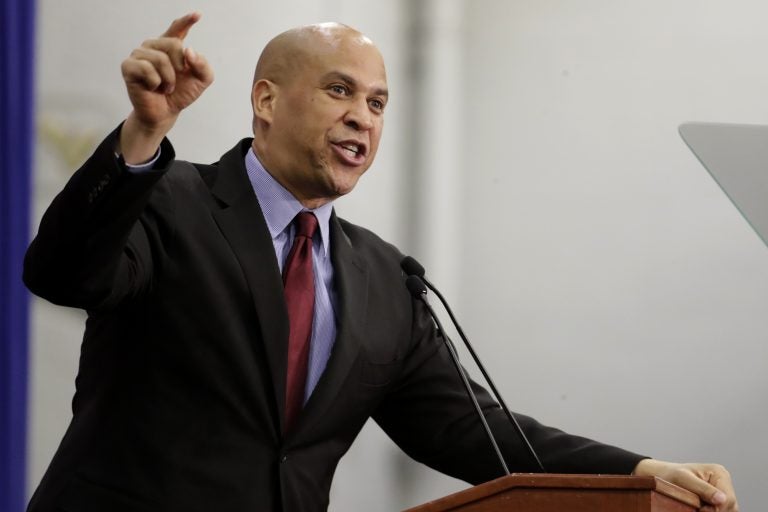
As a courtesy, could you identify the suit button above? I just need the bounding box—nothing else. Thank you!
[280,454,289,463]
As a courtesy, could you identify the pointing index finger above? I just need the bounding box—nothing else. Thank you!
[161,12,202,40]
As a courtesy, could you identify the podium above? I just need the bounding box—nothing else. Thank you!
[403,474,700,512]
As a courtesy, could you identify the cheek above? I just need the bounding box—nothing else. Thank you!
[288,122,324,153]
[369,127,384,154]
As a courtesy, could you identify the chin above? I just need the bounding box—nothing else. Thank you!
[328,174,364,197]
[339,176,365,195]
[330,185,355,198]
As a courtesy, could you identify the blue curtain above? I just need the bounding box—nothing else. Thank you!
[1,0,35,510]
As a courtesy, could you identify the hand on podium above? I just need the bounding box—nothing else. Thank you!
[633,459,738,512]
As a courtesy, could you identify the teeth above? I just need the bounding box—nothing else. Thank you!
[339,143,360,156]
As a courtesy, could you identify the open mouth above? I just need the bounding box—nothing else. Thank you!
[333,140,367,161]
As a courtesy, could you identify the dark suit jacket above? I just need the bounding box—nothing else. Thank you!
[24,127,645,512]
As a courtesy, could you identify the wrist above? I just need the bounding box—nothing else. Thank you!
[118,112,175,165]
[632,458,664,476]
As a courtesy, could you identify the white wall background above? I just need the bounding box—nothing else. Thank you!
[31,1,767,510]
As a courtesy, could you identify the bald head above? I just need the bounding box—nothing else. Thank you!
[248,22,388,208]
[253,23,377,86]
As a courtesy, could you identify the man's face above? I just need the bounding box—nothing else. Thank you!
[260,34,388,207]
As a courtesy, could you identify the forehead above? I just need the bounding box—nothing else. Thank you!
[301,35,387,88]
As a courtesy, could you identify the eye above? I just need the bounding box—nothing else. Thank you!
[329,84,349,96]
[369,98,385,112]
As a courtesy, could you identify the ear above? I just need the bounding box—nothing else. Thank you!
[252,79,278,125]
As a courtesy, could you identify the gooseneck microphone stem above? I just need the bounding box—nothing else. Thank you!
[405,276,510,476]
[401,256,547,473]
[423,276,546,473]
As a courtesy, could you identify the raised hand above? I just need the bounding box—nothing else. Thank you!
[118,12,214,163]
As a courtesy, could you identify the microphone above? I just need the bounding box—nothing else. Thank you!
[405,275,510,476]
[401,256,547,473]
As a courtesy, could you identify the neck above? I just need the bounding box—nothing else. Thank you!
[251,140,335,210]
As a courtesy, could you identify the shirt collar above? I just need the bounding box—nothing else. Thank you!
[244,147,333,256]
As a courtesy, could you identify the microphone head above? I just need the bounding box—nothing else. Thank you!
[405,275,428,297]
[401,256,425,277]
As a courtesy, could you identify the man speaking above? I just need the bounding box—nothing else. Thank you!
[24,12,738,512]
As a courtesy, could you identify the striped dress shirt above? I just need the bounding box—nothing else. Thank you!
[244,148,338,403]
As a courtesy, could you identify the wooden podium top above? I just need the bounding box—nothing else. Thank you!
[403,474,701,512]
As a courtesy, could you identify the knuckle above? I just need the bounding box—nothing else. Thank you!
[146,76,162,89]
[163,37,182,49]
[138,62,160,85]
[708,463,729,477]
[155,51,172,67]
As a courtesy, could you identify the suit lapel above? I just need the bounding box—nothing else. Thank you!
[207,145,369,438]
[209,139,289,434]
[293,213,369,437]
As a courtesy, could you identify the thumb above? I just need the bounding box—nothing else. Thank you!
[674,470,727,506]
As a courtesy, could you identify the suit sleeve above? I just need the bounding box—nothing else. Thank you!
[24,125,176,311]
[373,297,647,484]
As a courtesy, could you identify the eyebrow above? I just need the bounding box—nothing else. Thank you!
[322,71,389,99]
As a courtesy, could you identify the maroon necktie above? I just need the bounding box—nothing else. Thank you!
[282,211,318,432]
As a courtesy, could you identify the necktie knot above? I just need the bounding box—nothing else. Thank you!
[294,211,318,240]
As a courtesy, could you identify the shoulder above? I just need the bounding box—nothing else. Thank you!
[160,159,215,193]
[331,215,415,300]
[158,138,252,197]
[335,216,405,264]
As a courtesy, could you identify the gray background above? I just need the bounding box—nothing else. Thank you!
[31,1,767,510]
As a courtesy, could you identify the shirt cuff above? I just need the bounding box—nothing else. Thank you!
[118,147,162,173]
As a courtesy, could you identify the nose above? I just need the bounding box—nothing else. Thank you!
[344,97,374,131]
